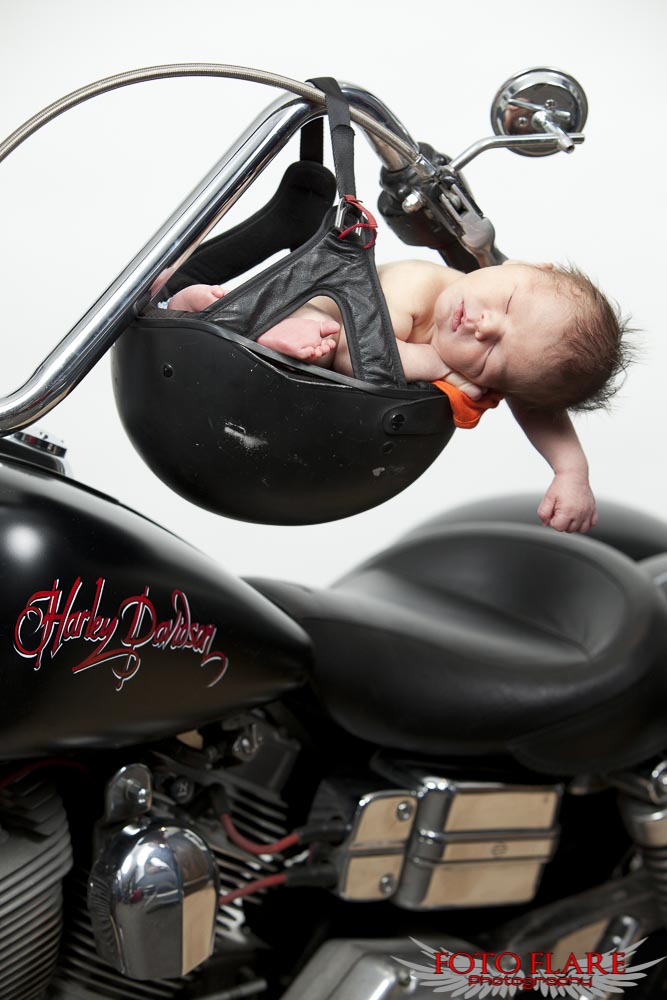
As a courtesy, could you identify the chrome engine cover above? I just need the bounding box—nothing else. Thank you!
[331,775,562,909]
[88,818,219,980]
[280,936,475,1000]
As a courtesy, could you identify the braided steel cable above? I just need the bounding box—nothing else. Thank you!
[0,62,420,167]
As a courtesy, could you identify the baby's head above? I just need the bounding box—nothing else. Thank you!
[512,263,630,411]
[433,261,630,411]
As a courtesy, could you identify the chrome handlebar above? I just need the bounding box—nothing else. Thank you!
[0,73,585,436]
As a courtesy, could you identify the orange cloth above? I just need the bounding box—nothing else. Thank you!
[432,380,504,429]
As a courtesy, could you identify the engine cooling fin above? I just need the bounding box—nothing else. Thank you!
[0,776,72,1000]
[48,873,183,1000]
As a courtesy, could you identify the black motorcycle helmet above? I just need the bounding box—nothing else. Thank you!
[112,80,455,525]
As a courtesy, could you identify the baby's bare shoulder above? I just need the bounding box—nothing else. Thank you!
[378,259,463,295]
[378,259,448,281]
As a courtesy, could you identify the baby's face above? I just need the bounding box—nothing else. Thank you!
[433,262,571,393]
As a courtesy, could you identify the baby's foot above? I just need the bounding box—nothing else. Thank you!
[167,284,226,312]
[259,317,340,360]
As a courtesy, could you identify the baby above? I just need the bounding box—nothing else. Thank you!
[164,260,628,534]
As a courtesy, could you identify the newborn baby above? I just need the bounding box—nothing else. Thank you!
[164,259,628,534]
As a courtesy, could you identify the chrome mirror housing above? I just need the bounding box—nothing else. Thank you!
[491,67,588,156]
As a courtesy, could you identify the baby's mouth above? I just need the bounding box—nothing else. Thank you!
[452,301,464,332]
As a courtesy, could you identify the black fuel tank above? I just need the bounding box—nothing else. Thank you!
[0,458,310,758]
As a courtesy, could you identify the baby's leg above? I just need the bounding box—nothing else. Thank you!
[258,306,340,363]
[167,284,226,312]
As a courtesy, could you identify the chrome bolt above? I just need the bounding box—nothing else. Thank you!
[516,115,529,128]
[401,191,423,214]
[168,775,195,804]
[397,968,414,988]
[396,800,413,822]
[232,725,263,760]
[658,772,667,789]
[124,779,149,808]
[545,98,557,110]
[379,874,396,896]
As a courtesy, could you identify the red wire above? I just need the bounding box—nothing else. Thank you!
[219,872,287,906]
[221,813,300,855]
[0,758,90,793]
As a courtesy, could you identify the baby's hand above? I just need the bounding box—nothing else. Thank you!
[537,473,598,533]
[440,369,487,401]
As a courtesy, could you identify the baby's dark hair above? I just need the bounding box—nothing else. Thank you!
[513,264,633,412]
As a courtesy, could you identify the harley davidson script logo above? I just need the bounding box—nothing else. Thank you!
[13,577,228,690]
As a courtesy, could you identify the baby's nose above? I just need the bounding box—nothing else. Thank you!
[475,312,498,338]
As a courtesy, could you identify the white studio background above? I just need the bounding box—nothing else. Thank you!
[0,0,664,586]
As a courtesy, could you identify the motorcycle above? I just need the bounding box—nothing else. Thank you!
[1,65,667,1000]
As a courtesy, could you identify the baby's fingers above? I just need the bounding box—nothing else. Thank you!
[549,511,574,532]
[442,370,486,399]
[537,496,556,526]
[460,382,486,401]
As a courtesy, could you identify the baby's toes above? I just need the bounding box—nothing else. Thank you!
[321,337,337,354]
[320,320,340,337]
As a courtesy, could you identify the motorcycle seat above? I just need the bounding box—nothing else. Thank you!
[249,522,667,776]
[406,493,667,561]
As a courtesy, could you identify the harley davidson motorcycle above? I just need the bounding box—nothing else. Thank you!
[1,65,667,1000]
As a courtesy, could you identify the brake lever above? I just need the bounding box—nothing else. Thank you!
[389,124,584,269]
[377,142,505,270]
[400,157,507,268]
[433,122,584,264]
[436,177,507,266]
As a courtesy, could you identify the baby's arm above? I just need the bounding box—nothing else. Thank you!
[507,400,597,533]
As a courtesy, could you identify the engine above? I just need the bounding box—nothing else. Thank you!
[0,712,566,1000]
[0,716,297,1000]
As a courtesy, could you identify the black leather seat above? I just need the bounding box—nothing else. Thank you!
[414,494,667,561]
[250,522,667,775]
